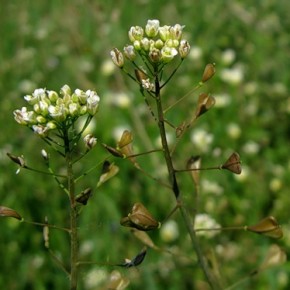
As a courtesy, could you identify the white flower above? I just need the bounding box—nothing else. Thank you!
[226,123,241,139]
[86,90,100,115]
[160,46,178,63]
[190,129,213,153]
[214,93,231,108]
[201,179,224,195]
[145,19,160,37]
[221,48,236,65]
[13,107,36,125]
[220,66,244,85]
[48,104,67,121]
[160,220,179,243]
[60,84,71,96]
[84,134,97,149]
[123,45,136,61]
[242,140,260,154]
[169,24,184,40]
[179,39,190,58]
[110,48,124,68]
[194,213,220,238]
[128,26,144,42]
[188,46,203,60]
[159,25,170,41]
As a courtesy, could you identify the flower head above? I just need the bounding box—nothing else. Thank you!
[14,85,100,137]
[111,19,190,67]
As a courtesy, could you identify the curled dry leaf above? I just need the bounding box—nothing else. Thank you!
[0,206,22,221]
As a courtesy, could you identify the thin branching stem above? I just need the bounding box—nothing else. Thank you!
[153,65,222,290]
[63,128,79,290]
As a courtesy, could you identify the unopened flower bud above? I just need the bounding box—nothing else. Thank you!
[41,149,49,160]
[133,40,141,51]
[154,39,164,49]
[170,24,184,40]
[60,84,71,96]
[110,48,124,68]
[128,26,144,42]
[149,48,161,63]
[36,115,47,123]
[159,25,170,41]
[84,134,97,149]
[179,39,190,58]
[7,153,26,167]
[47,90,58,103]
[123,45,136,61]
[145,19,160,37]
[141,37,150,51]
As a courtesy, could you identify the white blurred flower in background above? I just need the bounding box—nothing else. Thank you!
[194,213,220,238]
[160,220,179,243]
[214,93,231,108]
[226,122,241,139]
[221,48,236,65]
[201,179,224,196]
[84,268,108,289]
[242,140,260,155]
[188,45,203,60]
[220,65,244,85]
[190,129,213,153]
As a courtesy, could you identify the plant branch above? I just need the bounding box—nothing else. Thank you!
[153,66,222,290]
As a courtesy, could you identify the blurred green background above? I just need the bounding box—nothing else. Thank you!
[1,0,290,289]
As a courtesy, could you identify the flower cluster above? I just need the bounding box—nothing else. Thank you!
[13,85,100,137]
[111,19,190,67]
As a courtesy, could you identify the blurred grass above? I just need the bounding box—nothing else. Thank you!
[1,0,290,289]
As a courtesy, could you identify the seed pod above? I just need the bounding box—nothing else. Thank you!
[120,203,160,231]
[221,152,242,174]
[135,69,148,84]
[195,93,216,118]
[246,216,283,239]
[187,156,201,185]
[117,247,147,268]
[0,206,22,220]
[75,188,92,205]
[102,143,123,158]
[117,130,133,149]
[202,63,215,83]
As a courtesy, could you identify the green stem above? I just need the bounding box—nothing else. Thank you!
[153,67,222,290]
[64,130,79,290]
